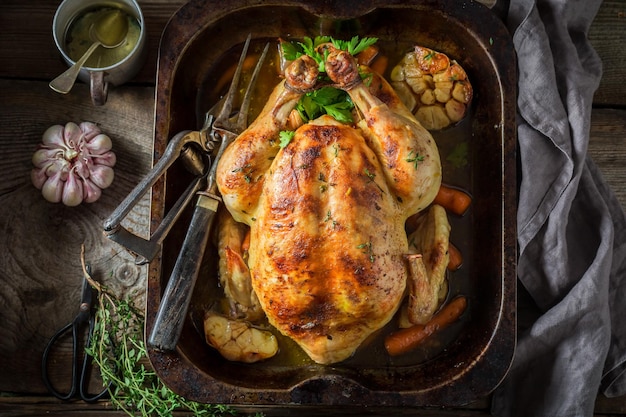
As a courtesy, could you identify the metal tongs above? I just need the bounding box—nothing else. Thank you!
[103,35,269,351]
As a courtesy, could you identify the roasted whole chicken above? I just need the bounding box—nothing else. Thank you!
[211,43,448,364]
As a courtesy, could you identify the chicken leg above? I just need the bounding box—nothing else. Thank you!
[216,55,319,225]
[325,46,442,215]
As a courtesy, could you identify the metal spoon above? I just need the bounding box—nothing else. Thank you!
[49,10,129,94]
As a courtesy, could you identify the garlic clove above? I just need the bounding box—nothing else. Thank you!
[41,125,66,149]
[92,151,116,167]
[84,133,113,155]
[41,170,65,203]
[45,158,70,179]
[31,168,48,189]
[74,157,91,179]
[82,178,102,203]
[63,122,83,150]
[89,165,115,189]
[62,171,84,207]
[32,148,61,168]
[79,121,101,141]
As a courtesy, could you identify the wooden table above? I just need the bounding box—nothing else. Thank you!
[0,0,624,415]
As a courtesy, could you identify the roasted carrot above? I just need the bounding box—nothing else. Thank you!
[370,55,389,77]
[356,45,380,66]
[433,185,472,216]
[384,296,467,356]
[447,242,463,271]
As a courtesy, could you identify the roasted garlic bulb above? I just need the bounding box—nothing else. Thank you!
[390,45,473,130]
[204,314,278,363]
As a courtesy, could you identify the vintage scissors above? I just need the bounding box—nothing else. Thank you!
[41,266,110,402]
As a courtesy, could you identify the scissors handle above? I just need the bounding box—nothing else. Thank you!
[42,321,77,400]
[41,317,110,402]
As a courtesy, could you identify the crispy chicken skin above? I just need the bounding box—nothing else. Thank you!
[216,49,442,364]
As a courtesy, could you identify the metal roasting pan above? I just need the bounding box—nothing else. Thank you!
[146,0,517,408]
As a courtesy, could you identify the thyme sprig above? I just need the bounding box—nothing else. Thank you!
[406,150,425,169]
[79,247,262,417]
[357,240,375,263]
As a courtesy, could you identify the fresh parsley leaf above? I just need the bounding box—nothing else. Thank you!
[312,86,344,104]
[284,36,333,73]
[281,41,301,61]
[331,36,378,56]
[359,68,375,86]
[315,36,332,46]
[296,94,320,121]
[279,130,295,148]
[324,101,354,123]
[299,37,314,55]
[296,87,354,123]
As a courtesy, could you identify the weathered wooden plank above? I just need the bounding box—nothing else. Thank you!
[0,79,154,394]
[589,0,626,107]
[0,395,625,416]
[0,396,493,417]
[597,393,626,415]
[588,108,626,210]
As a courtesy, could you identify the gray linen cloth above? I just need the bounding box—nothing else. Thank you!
[491,0,626,415]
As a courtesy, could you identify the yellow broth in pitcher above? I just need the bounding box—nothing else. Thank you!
[64,6,141,69]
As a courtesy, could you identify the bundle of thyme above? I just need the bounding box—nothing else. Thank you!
[80,252,262,417]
